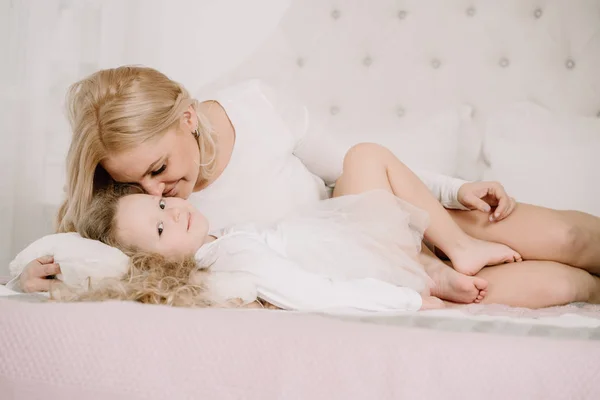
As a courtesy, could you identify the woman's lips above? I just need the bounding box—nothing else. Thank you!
[164,182,178,197]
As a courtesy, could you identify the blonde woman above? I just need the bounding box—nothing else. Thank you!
[19,66,600,308]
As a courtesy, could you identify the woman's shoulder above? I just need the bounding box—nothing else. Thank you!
[197,99,230,128]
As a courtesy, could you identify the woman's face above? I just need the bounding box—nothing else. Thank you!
[102,113,200,200]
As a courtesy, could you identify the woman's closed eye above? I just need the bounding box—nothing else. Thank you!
[151,164,166,176]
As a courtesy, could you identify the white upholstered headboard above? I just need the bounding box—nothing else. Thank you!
[209,0,600,178]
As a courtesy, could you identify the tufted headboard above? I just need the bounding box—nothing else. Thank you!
[207,0,600,178]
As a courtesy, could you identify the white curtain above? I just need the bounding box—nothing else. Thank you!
[0,0,290,275]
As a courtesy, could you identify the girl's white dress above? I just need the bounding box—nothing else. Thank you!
[195,190,431,314]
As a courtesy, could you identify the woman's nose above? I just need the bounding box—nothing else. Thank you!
[142,179,165,196]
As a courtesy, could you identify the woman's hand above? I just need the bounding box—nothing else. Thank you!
[19,256,61,293]
[457,181,517,222]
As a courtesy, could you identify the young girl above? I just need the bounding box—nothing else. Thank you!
[72,144,500,313]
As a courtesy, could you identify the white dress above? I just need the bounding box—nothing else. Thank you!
[195,190,431,314]
[191,79,469,234]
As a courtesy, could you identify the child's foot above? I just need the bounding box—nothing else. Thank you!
[420,295,445,310]
[424,258,488,303]
[446,237,522,276]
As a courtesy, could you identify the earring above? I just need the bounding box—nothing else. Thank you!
[192,128,199,138]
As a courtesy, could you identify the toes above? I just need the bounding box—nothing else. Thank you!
[473,277,488,290]
[510,251,522,263]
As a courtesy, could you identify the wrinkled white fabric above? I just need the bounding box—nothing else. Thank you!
[197,190,430,313]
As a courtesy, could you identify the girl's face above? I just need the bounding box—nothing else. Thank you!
[115,194,209,258]
[102,109,201,200]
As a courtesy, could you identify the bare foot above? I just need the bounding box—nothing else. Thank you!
[420,295,445,310]
[446,237,522,276]
[424,257,488,303]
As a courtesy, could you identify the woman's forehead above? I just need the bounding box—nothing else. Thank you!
[101,129,179,181]
[102,143,164,182]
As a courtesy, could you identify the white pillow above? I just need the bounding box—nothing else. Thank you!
[334,104,478,180]
[482,102,600,216]
[7,233,129,291]
[384,105,478,178]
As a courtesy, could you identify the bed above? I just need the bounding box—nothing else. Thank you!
[1,294,600,399]
[2,0,600,398]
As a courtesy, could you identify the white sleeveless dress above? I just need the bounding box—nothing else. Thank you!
[196,190,431,314]
[274,189,431,291]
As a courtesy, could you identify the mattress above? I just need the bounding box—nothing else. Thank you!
[1,296,599,400]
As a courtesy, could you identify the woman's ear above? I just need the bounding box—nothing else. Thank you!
[181,105,198,131]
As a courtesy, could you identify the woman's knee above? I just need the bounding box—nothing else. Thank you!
[553,266,595,304]
[546,218,589,264]
[343,142,393,166]
[526,263,592,306]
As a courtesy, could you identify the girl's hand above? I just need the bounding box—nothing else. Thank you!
[19,256,61,293]
[457,181,517,222]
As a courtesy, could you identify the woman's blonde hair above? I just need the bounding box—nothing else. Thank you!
[60,184,221,307]
[56,66,218,233]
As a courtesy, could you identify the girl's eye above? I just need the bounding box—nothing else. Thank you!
[159,199,166,210]
[151,164,166,176]
[158,222,164,236]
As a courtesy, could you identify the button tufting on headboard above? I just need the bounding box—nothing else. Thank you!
[565,59,576,69]
[58,0,69,12]
[212,0,600,180]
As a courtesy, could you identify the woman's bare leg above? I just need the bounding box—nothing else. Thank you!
[449,205,600,275]
[475,261,600,308]
[333,143,521,276]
